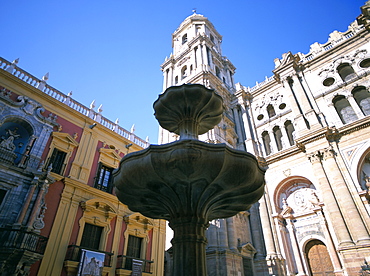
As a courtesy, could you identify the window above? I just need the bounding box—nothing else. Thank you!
[273,126,283,151]
[181,66,187,79]
[80,223,103,250]
[267,104,276,118]
[125,235,143,269]
[0,189,6,206]
[337,63,356,82]
[47,148,67,175]
[94,163,114,193]
[359,58,370,68]
[284,121,295,146]
[352,86,370,116]
[262,131,271,156]
[216,67,220,78]
[175,76,178,84]
[210,34,214,43]
[333,95,358,124]
[323,77,335,87]
[182,34,187,44]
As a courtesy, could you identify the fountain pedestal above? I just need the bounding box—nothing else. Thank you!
[113,84,266,275]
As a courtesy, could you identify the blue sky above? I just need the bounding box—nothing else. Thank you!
[0,0,365,143]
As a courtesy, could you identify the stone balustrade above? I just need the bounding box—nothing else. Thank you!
[0,57,149,148]
[245,22,365,93]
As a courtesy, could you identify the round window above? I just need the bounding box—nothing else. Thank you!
[257,114,264,121]
[279,103,286,110]
[359,58,370,68]
[323,77,335,87]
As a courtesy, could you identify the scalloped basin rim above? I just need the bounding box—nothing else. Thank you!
[113,139,266,220]
[114,139,266,171]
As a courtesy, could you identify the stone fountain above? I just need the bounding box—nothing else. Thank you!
[113,84,266,276]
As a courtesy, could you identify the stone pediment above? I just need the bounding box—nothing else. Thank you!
[238,242,257,258]
[51,132,79,149]
[99,148,121,168]
[274,51,300,69]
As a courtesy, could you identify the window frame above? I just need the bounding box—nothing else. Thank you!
[94,162,114,193]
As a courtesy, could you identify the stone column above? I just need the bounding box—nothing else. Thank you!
[347,95,365,119]
[290,74,321,129]
[232,107,245,150]
[219,219,229,249]
[249,204,265,259]
[109,213,124,275]
[206,220,218,250]
[268,130,278,154]
[307,151,353,246]
[327,103,343,126]
[26,181,48,229]
[284,215,307,276]
[274,215,295,275]
[15,178,38,226]
[322,147,370,245]
[240,102,258,154]
[194,47,199,69]
[259,194,280,259]
[201,44,209,70]
[282,78,305,129]
[314,207,344,275]
[163,68,168,91]
[169,66,174,87]
[280,124,291,149]
[226,217,237,251]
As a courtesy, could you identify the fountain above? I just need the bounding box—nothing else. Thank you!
[113,84,266,276]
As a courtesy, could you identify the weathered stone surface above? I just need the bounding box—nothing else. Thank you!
[113,139,265,221]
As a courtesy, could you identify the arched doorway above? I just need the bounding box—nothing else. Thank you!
[305,240,334,276]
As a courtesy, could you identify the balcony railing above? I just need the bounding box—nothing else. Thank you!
[0,228,48,254]
[65,244,113,267]
[116,255,153,273]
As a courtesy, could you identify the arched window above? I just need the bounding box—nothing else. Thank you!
[267,104,276,118]
[284,120,295,146]
[352,86,370,116]
[215,67,220,78]
[262,131,271,156]
[0,119,33,166]
[337,63,356,82]
[333,95,358,124]
[175,76,178,84]
[190,64,193,73]
[182,34,187,45]
[273,126,283,151]
[181,66,187,79]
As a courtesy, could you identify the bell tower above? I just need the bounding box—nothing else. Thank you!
[159,12,239,147]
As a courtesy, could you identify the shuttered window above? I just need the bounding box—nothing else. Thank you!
[80,223,103,250]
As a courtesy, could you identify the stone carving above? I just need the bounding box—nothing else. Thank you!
[254,90,283,113]
[0,128,20,151]
[286,188,320,213]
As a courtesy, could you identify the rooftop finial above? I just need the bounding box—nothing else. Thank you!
[192,8,196,14]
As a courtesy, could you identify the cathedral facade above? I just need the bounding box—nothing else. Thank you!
[162,2,370,275]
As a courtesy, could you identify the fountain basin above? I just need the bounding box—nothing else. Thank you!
[113,139,265,222]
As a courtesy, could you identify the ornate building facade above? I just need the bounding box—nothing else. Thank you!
[162,2,370,275]
[0,58,166,275]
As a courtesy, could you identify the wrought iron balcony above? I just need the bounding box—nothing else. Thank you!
[116,255,153,273]
[65,244,113,267]
[0,228,48,254]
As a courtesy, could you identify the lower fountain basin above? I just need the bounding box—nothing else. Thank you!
[113,139,265,222]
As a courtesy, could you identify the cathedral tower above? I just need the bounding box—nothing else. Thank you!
[159,12,240,149]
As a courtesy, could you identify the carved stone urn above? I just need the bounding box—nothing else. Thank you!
[113,84,266,276]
